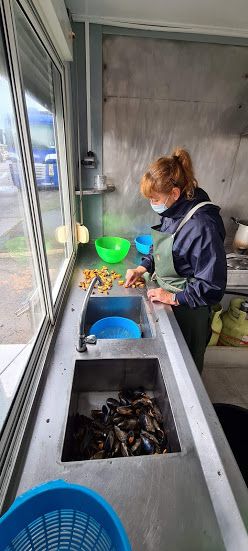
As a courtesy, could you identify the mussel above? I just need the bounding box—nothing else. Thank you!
[91,409,104,420]
[121,442,129,457]
[139,412,155,433]
[127,431,135,446]
[106,398,119,409]
[141,430,160,445]
[141,435,154,455]
[116,406,133,416]
[112,439,121,456]
[131,438,141,455]
[117,418,138,431]
[132,396,153,408]
[105,430,114,453]
[114,426,127,442]
[70,388,167,460]
[91,450,105,460]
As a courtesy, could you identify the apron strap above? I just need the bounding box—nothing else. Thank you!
[173,201,213,236]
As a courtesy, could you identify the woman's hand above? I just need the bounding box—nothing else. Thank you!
[147,288,179,305]
[125,266,147,287]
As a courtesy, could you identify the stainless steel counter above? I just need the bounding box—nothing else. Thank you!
[13,246,248,550]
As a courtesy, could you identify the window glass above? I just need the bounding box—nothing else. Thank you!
[0,31,45,430]
[14,3,73,298]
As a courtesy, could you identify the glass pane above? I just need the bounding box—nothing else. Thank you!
[14,3,73,299]
[0,28,45,429]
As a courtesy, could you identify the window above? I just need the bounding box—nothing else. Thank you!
[14,2,73,298]
[0,1,74,437]
[0,27,45,430]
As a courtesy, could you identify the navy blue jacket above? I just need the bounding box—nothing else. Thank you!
[141,188,227,308]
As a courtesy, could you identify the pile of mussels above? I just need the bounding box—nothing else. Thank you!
[71,388,168,460]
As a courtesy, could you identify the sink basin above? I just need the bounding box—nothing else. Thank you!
[85,296,155,338]
[62,358,181,462]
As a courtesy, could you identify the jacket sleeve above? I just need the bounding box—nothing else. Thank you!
[175,221,227,308]
[140,244,155,274]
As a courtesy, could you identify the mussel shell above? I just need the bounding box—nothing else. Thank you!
[118,390,132,404]
[127,431,135,446]
[118,418,138,431]
[116,406,133,416]
[91,409,104,421]
[131,438,141,454]
[101,405,109,424]
[150,404,163,423]
[112,439,121,456]
[79,425,93,455]
[139,412,155,433]
[141,435,154,455]
[152,417,161,431]
[114,426,127,442]
[112,414,123,424]
[91,450,105,460]
[106,398,119,409]
[105,430,114,452]
[131,387,145,398]
[132,397,153,408]
[141,430,160,445]
[92,429,107,438]
[121,442,129,457]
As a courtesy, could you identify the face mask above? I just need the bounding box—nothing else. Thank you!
[150,197,169,214]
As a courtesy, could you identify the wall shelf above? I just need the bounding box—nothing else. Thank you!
[75,185,115,196]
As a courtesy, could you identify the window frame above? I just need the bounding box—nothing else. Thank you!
[0,0,76,510]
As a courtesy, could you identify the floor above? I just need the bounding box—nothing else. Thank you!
[202,347,248,408]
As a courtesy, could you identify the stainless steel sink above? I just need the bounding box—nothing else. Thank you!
[62,357,181,462]
[85,295,155,338]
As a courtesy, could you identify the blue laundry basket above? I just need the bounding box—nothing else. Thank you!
[0,480,131,551]
[89,316,141,339]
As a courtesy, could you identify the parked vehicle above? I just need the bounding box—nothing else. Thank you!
[8,107,59,189]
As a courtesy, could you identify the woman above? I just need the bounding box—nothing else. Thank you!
[125,148,227,373]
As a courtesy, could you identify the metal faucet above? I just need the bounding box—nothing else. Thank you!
[77,275,102,352]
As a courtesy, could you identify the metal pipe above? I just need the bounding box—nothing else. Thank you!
[77,275,102,351]
[85,20,92,152]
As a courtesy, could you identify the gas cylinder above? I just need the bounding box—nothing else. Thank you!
[219,297,248,346]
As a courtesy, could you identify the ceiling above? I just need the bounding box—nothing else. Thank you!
[66,0,248,37]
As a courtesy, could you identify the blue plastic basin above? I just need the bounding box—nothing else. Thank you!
[134,234,152,254]
[89,316,141,339]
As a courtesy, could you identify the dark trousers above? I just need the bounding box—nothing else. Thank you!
[172,305,210,374]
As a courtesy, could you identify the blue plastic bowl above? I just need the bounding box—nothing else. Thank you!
[0,480,131,551]
[89,316,141,339]
[134,234,152,254]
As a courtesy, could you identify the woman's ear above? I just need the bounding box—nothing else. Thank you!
[171,187,181,202]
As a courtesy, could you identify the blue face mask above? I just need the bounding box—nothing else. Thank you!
[150,202,168,214]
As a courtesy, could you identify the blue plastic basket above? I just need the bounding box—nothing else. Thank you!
[134,235,152,255]
[89,316,141,339]
[0,480,131,551]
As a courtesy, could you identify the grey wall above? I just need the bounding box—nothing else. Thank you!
[102,35,248,240]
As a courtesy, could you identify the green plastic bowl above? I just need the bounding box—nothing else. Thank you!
[95,236,131,263]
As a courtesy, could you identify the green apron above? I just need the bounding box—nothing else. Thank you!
[150,201,212,373]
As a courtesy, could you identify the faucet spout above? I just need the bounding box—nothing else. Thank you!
[77,275,102,352]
